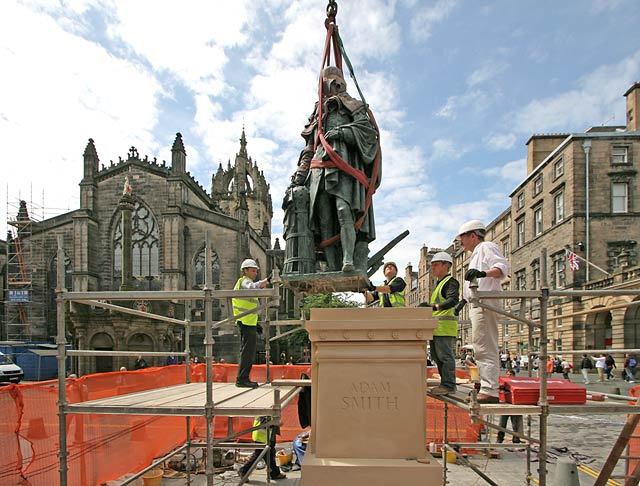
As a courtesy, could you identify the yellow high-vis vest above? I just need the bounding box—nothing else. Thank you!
[431,274,457,337]
[233,276,259,326]
[252,417,267,443]
[379,276,405,307]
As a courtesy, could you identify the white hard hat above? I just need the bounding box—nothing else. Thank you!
[240,258,259,270]
[457,219,486,237]
[431,252,453,264]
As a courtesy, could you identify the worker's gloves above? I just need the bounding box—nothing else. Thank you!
[465,269,486,281]
[367,282,376,292]
[454,299,468,316]
[417,301,432,308]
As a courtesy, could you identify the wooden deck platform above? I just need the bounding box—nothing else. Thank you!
[65,382,301,417]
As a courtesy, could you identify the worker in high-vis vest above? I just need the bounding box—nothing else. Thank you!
[364,262,406,307]
[423,251,460,396]
[238,416,287,481]
[234,258,269,389]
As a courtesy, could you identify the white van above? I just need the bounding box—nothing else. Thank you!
[0,352,24,384]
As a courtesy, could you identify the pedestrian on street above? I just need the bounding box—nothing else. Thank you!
[134,355,148,370]
[580,354,593,384]
[233,258,270,388]
[458,219,510,404]
[497,369,523,444]
[593,354,607,382]
[560,357,572,381]
[623,353,637,382]
[421,252,459,396]
[605,354,617,380]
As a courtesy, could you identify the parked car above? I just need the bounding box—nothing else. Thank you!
[0,352,24,384]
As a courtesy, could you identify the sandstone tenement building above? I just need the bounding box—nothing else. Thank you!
[407,82,640,362]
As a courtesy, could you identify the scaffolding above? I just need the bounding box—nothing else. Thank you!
[4,197,47,342]
[432,248,640,486]
[54,235,301,486]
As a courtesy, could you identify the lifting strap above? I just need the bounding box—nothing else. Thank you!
[314,0,381,249]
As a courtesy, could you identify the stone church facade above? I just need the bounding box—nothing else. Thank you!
[4,130,278,374]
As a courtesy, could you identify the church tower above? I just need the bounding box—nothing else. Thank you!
[211,128,273,243]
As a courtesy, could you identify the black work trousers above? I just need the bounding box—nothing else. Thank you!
[236,323,257,383]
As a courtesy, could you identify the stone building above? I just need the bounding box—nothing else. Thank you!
[409,82,640,363]
[3,130,279,374]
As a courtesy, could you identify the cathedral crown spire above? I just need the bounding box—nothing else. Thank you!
[239,126,248,158]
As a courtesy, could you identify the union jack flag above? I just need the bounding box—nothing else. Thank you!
[566,249,580,271]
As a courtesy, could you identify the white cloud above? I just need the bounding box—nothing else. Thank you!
[409,0,458,43]
[0,1,163,228]
[512,50,640,134]
[485,133,517,151]
[467,61,508,87]
[435,90,494,120]
[483,158,527,184]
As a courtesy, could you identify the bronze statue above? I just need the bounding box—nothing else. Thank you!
[284,66,380,274]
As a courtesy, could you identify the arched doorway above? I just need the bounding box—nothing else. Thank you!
[90,332,114,373]
[585,307,612,350]
[127,333,154,368]
[624,298,640,349]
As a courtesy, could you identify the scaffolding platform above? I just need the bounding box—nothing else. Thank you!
[66,382,301,416]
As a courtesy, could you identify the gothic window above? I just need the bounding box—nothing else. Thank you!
[113,201,160,288]
[192,247,222,321]
[194,248,221,289]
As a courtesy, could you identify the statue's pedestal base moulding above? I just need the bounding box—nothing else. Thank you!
[301,308,443,486]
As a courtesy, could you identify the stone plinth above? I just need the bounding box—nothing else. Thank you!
[301,308,442,486]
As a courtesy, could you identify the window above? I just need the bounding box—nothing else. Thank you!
[553,157,564,180]
[113,201,160,290]
[533,174,543,196]
[534,206,543,236]
[612,182,629,213]
[554,191,564,223]
[611,145,629,165]
[503,323,509,337]
[531,259,540,290]
[517,218,526,247]
[502,239,510,258]
[503,213,511,230]
[517,192,525,209]
[515,269,526,291]
[552,254,566,289]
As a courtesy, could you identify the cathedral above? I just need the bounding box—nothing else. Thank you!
[3,130,281,374]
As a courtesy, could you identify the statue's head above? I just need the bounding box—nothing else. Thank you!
[322,66,347,96]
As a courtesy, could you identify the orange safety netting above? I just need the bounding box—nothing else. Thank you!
[627,385,640,476]
[0,364,477,485]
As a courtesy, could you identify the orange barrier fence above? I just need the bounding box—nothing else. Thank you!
[627,385,640,476]
[0,364,477,485]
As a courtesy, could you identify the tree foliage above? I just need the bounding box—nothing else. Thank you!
[281,293,361,354]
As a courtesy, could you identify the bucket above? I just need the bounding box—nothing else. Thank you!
[467,365,480,382]
[141,469,163,486]
[276,449,293,466]
[445,451,456,464]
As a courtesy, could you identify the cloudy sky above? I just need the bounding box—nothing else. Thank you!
[1,0,639,282]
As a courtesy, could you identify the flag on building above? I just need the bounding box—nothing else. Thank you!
[566,249,580,271]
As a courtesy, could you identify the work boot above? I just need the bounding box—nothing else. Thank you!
[236,380,259,388]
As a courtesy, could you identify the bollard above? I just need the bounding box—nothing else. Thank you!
[551,458,580,486]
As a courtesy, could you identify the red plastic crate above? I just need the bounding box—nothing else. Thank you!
[499,376,586,405]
